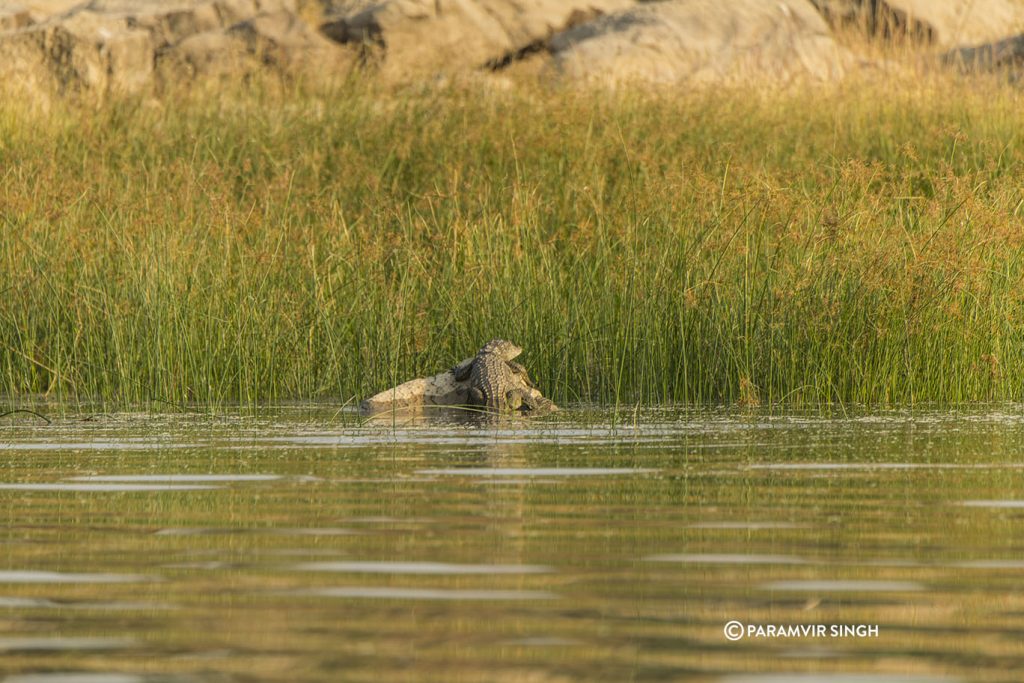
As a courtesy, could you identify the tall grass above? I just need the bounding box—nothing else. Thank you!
[2,75,1023,408]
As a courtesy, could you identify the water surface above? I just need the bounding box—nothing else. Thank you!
[2,406,1023,681]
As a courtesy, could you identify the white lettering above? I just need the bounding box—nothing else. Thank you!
[740,623,879,638]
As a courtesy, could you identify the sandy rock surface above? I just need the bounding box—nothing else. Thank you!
[157,7,352,84]
[0,5,32,30]
[320,0,634,77]
[550,0,850,87]
[0,0,352,102]
[2,0,1023,103]
[4,0,79,23]
[813,0,1024,48]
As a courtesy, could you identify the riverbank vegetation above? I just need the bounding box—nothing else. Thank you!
[2,73,1024,407]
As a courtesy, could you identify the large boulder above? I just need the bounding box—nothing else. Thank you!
[317,0,376,16]
[0,11,153,99]
[811,0,1024,48]
[0,0,355,102]
[2,1,81,24]
[942,32,1024,71]
[0,5,33,31]
[319,0,634,78]
[550,0,850,87]
[157,8,354,85]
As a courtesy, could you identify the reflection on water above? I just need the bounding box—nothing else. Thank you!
[0,597,172,610]
[688,528,815,532]
[417,467,658,476]
[647,553,812,565]
[2,408,1024,681]
[760,580,927,592]
[960,499,1024,507]
[0,638,136,652]
[153,527,356,536]
[718,675,962,683]
[3,675,193,683]
[288,561,552,574]
[69,475,283,482]
[0,483,218,492]
[0,571,152,584]
[287,587,559,600]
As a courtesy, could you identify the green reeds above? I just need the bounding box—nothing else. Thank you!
[1,76,1023,407]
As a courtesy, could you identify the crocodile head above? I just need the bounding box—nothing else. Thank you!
[479,339,523,361]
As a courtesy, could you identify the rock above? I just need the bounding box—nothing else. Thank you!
[0,14,153,100]
[550,0,850,87]
[811,0,1024,48]
[0,5,34,31]
[320,0,634,78]
[360,355,558,417]
[943,32,1024,71]
[0,0,353,102]
[157,8,354,84]
[360,359,474,415]
[317,0,376,18]
[2,1,80,25]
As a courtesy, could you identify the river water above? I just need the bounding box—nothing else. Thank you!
[1,406,1023,682]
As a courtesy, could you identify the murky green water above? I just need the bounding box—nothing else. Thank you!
[2,407,1024,683]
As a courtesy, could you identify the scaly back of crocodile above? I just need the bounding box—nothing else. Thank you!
[468,339,523,410]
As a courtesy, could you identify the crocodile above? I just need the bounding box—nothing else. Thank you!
[452,339,534,412]
[359,341,557,417]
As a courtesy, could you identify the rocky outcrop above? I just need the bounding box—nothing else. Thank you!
[360,362,478,415]
[0,5,33,31]
[943,32,1024,72]
[0,4,150,99]
[319,0,634,77]
[318,0,377,18]
[3,0,1024,104]
[812,0,1024,48]
[5,1,80,25]
[0,0,353,102]
[550,0,850,87]
[157,8,353,85]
